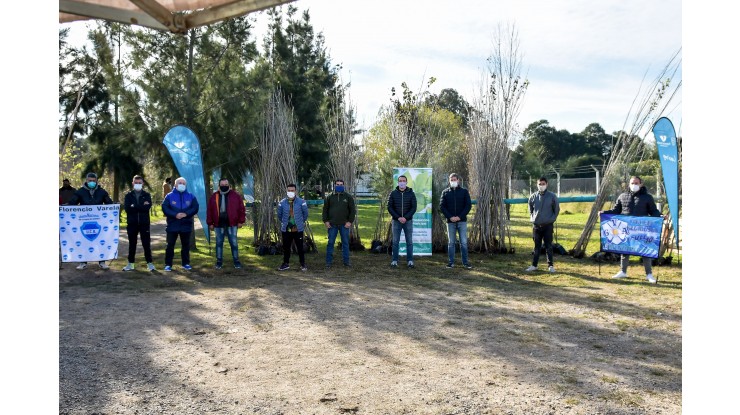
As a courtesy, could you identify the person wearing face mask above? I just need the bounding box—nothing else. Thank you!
[206,178,246,270]
[122,175,156,272]
[322,179,356,268]
[387,175,418,269]
[525,177,560,273]
[439,173,473,269]
[162,177,199,272]
[66,172,114,270]
[277,183,309,271]
[59,179,76,205]
[599,175,663,283]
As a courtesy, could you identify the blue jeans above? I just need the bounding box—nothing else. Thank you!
[215,226,239,263]
[392,219,413,262]
[326,225,350,265]
[447,222,469,265]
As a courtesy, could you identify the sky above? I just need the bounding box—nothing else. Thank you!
[2,0,739,412]
[280,0,683,137]
[63,0,683,139]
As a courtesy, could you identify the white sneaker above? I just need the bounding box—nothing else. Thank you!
[76,263,87,270]
[646,273,657,284]
[525,265,537,272]
[147,263,156,271]
[98,261,110,270]
[122,263,135,272]
[612,271,628,279]
[548,266,555,273]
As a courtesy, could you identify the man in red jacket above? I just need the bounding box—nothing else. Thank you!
[206,178,246,269]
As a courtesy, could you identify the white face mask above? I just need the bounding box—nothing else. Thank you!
[629,184,640,192]
[133,183,143,191]
[287,191,296,199]
[450,180,459,188]
[538,184,547,192]
[177,184,186,192]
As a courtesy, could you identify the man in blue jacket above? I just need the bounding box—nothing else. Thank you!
[162,177,199,272]
[439,173,473,269]
[277,183,309,271]
[599,176,663,283]
[122,175,156,272]
[387,175,417,268]
[525,177,560,273]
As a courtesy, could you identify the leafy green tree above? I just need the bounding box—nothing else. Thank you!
[256,6,341,184]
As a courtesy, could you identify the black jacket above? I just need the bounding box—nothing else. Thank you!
[603,185,661,217]
[123,190,153,226]
[67,185,114,206]
[387,186,417,221]
[439,186,472,223]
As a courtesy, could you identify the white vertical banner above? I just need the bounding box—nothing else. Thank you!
[59,205,120,262]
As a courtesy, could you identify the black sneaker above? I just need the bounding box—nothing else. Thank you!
[215,261,223,270]
[278,263,290,271]
[343,263,351,268]
[408,261,415,269]
[325,263,332,269]
[234,261,242,269]
[463,263,473,270]
[300,264,308,272]
[390,261,398,268]
[446,263,453,269]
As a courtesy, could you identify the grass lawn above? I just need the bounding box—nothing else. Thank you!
[138,199,682,286]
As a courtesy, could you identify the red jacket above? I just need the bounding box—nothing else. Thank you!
[206,190,246,227]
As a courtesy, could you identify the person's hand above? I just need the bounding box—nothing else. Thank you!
[144,201,150,205]
[451,216,459,222]
[598,211,603,215]
[398,217,406,224]
[344,222,352,228]
[176,212,186,219]
[237,223,243,228]
[325,221,331,229]
[209,225,214,231]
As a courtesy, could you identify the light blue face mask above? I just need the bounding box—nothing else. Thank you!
[177,184,186,192]
[87,181,97,189]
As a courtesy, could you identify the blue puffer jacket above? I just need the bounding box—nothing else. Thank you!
[277,196,309,232]
[162,190,199,233]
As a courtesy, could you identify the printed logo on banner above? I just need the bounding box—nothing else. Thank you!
[80,221,102,242]
[59,213,65,219]
[601,218,629,244]
[60,227,66,233]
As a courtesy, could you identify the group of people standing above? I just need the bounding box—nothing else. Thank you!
[60,172,664,282]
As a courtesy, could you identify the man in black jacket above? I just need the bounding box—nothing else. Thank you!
[387,175,417,268]
[439,173,473,269]
[599,176,663,283]
[122,175,155,272]
[66,172,115,270]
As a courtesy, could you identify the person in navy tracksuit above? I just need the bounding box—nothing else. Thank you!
[162,177,199,271]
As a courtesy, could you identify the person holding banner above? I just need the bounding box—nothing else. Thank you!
[323,179,356,269]
[66,172,114,270]
[387,175,417,268]
[162,177,199,272]
[599,176,663,283]
[122,175,156,272]
[525,177,560,273]
[439,173,473,270]
[277,183,309,271]
[206,178,246,270]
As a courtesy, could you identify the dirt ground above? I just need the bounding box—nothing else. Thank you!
[59,219,682,415]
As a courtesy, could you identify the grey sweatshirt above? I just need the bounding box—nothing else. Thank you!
[528,190,560,226]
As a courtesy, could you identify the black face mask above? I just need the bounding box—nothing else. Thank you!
[219,185,230,192]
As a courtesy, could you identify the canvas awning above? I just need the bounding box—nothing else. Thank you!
[60,0,296,34]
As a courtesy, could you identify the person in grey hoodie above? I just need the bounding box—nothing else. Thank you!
[526,177,560,273]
